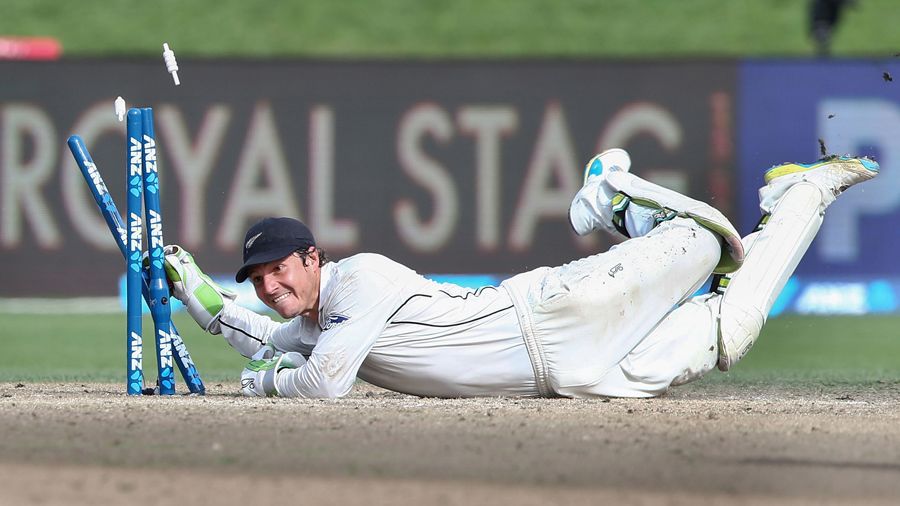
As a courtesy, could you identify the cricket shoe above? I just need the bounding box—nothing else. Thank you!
[758,155,879,213]
[568,149,632,236]
[581,148,631,184]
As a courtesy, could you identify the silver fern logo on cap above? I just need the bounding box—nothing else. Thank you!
[245,232,263,251]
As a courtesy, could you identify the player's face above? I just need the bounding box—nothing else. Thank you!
[247,249,321,321]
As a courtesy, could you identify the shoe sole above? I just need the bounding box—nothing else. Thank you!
[764,156,879,185]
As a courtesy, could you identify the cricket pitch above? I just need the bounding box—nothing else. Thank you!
[2,380,899,505]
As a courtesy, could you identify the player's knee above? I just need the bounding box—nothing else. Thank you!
[717,300,764,371]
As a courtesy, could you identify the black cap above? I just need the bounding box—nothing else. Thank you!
[235,217,316,282]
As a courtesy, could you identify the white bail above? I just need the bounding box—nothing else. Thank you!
[162,43,180,85]
[114,96,126,122]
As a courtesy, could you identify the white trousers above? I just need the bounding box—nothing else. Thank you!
[504,217,722,398]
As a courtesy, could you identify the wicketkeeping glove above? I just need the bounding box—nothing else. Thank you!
[240,351,307,397]
[162,244,236,333]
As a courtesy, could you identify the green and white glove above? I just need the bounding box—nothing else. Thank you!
[240,351,307,397]
[162,244,236,333]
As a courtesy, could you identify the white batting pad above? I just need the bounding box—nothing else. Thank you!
[717,182,824,371]
[606,171,745,273]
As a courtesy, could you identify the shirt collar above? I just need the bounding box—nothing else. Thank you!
[315,261,338,324]
[318,261,337,302]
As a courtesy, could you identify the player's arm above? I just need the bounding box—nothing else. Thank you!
[164,244,304,358]
[216,303,311,358]
[242,271,400,398]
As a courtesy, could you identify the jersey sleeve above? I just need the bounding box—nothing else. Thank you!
[274,270,401,398]
[214,301,310,358]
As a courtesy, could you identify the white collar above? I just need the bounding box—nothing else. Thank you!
[317,261,338,307]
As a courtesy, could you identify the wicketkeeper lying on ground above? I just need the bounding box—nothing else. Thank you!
[162,150,878,398]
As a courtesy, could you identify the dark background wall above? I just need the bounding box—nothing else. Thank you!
[1,60,737,296]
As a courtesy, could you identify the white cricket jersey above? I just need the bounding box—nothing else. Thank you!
[216,253,538,398]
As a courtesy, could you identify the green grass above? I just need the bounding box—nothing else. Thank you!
[1,313,246,383]
[713,315,900,386]
[2,313,898,386]
[2,0,899,58]
[736,315,900,376]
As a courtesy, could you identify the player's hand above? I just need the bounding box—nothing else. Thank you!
[240,352,307,397]
[239,344,279,396]
[162,244,236,332]
[251,343,279,361]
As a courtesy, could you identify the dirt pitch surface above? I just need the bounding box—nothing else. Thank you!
[2,381,900,505]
